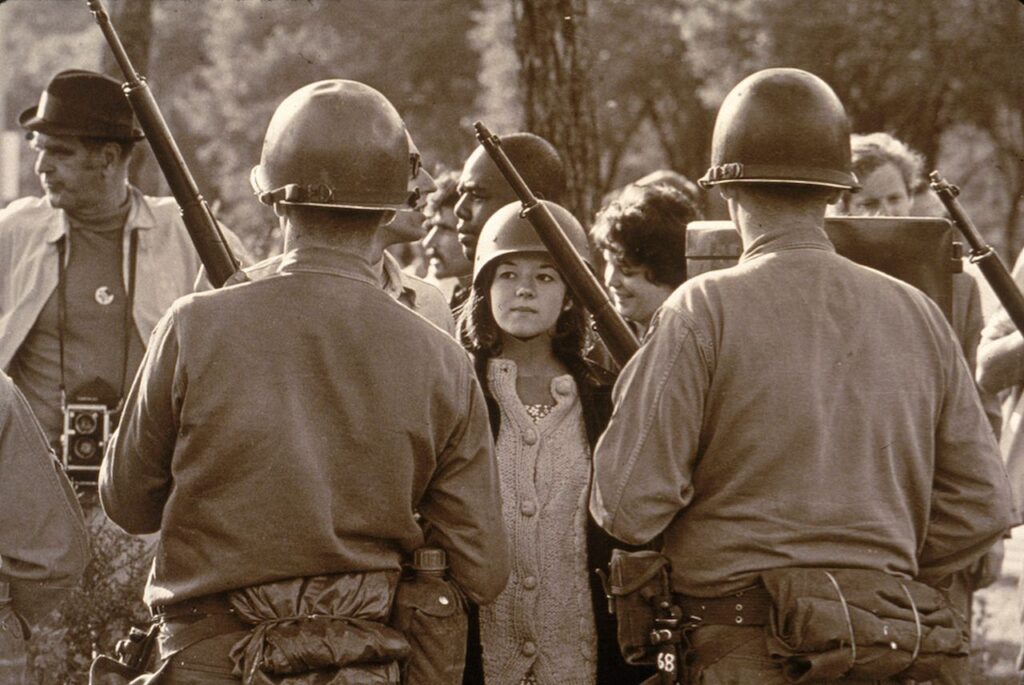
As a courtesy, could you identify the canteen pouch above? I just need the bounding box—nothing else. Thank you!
[390,573,467,685]
[598,549,672,666]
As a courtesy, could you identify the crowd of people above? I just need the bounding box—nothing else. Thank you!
[0,62,1019,685]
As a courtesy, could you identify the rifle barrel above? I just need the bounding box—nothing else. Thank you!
[86,0,240,288]
[930,171,1024,334]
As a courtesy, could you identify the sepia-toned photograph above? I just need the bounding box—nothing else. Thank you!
[0,0,1022,683]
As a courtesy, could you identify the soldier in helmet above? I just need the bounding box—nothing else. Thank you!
[589,68,1015,683]
[242,129,455,334]
[100,80,510,683]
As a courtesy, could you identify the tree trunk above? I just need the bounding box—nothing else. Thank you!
[511,0,599,222]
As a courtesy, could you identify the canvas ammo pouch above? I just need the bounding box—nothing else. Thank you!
[599,549,674,666]
[760,568,970,683]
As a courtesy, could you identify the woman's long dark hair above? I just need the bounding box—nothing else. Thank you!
[458,260,594,380]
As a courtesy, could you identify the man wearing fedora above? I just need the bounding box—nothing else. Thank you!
[0,68,244,678]
[1,69,244,464]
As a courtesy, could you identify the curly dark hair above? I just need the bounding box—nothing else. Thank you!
[591,183,698,288]
[457,260,592,371]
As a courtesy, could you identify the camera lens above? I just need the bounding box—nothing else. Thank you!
[74,411,99,435]
[72,436,100,463]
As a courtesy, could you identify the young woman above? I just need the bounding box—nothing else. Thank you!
[592,182,699,338]
[459,201,648,685]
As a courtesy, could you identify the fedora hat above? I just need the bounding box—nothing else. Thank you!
[19,69,144,141]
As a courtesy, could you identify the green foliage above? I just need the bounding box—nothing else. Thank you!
[27,509,153,685]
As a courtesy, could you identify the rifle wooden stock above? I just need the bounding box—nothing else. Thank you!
[930,171,1024,334]
[473,122,639,367]
[86,0,241,288]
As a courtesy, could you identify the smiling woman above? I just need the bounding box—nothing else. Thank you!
[592,183,698,334]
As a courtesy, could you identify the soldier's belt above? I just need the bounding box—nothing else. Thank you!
[675,585,773,627]
[153,591,234,620]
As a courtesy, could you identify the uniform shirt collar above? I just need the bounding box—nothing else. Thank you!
[739,225,835,264]
[379,250,417,306]
[277,246,379,287]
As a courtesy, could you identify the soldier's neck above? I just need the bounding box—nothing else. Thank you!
[732,202,825,248]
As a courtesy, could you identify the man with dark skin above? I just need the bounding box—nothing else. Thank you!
[454,132,566,263]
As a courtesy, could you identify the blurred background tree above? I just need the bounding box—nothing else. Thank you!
[512,0,599,219]
[0,0,1021,255]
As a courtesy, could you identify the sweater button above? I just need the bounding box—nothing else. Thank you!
[523,429,538,445]
[523,575,537,589]
[521,501,536,516]
[522,641,537,656]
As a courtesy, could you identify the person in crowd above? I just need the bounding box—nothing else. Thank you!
[0,373,89,684]
[977,250,1024,680]
[422,170,473,309]
[100,79,509,683]
[454,132,566,264]
[0,68,246,672]
[591,68,1015,683]
[0,69,246,463]
[834,132,987,386]
[592,182,699,338]
[459,200,649,685]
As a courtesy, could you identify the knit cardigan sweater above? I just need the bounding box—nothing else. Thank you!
[461,354,652,685]
[479,358,597,685]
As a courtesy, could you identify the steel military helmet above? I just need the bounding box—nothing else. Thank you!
[250,79,433,211]
[473,201,591,286]
[698,68,860,191]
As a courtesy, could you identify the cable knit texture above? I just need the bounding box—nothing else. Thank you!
[480,358,597,685]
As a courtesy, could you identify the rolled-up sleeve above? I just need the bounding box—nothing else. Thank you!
[100,308,182,535]
[589,306,710,545]
[0,374,89,626]
[418,359,510,605]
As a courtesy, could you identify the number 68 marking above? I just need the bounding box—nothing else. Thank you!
[658,652,676,672]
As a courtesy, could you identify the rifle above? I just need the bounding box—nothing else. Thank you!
[930,171,1024,334]
[86,0,242,288]
[473,122,639,367]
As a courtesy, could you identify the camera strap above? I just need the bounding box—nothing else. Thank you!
[55,229,139,413]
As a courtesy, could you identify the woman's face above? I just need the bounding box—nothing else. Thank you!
[602,250,674,326]
[489,254,567,339]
